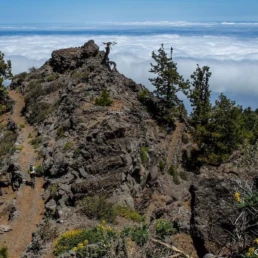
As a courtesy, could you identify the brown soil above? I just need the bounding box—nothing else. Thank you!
[0,90,45,258]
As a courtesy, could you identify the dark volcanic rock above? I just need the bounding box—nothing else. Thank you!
[50,40,99,73]
[190,178,240,257]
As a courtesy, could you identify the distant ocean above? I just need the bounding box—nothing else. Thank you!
[0,22,258,37]
[1,22,258,109]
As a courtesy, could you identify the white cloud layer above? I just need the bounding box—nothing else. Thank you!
[1,34,258,108]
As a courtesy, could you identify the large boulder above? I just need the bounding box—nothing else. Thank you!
[50,40,99,73]
[190,178,240,257]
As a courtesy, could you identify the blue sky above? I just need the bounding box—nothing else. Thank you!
[1,0,258,23]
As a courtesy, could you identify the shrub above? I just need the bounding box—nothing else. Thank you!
[57,127,64,139]
[27,102,54,124]
[29,136,42,149]
[63,142,74,152]
[28,66,37,73]
[182,133,190,144]
[0,247,8,258]
[180,171,188,181]
[122,225,148,246]
[35,165,44,175]
[138,89,149,101]
[38,220,58,242]
[155,219,177,240]
[114,205,144,222]
[54,221,116,256]
[95,89,113,107]
[168,165,180,185]
[15,145,23,151]
[47,73,59,82]
[158,160,166,172]
[18,72,27,80]
[25,81,43,102]
[77,196,116,223]
[49,183,58,197]
[0,131,17,157]
[140,146,149,166]
[71,70,90,82]
[74,148,81,156]
[19,123,25,128]
[0,104,7,115]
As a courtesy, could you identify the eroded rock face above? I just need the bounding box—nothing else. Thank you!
[190,178,241,257]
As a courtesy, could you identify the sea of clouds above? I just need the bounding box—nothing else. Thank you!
[1,31,258,109]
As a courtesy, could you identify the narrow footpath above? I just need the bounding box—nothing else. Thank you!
[0,90,45,258]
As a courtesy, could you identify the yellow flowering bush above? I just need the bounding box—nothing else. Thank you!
[54,222,116,256]
[114,205,144,222]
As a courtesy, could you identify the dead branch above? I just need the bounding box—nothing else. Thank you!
[150,238,193,258]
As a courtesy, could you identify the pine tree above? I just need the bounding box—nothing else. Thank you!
[0,51,12,103]
[197,93,244,165]
[189,65,211,126]
[149,44,189,108]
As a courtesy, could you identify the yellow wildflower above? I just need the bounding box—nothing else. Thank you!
[107,226,112,231]
[254,238,258,244]
[72,247,78,252]
[101,220,106,226]
[84,239,89,245]
[249,247,255,254]
[234,192,242,203]
[247,252,251,256]
[78,243,84,249]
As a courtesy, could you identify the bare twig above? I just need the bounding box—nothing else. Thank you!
[150,238,193,258]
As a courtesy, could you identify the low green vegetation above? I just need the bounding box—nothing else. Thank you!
[0,104,7,115]
[71,70,90,81]
[57,127,65,139]
[114,205,144,222]
[140,146,149,166]
[77,196,143,223]
[27,102,54,124]
[46,73,59,82]
[54,223,150,256]
[168,165,180,185]
[28,66,37,73]
[49,183,59,198]
[95,88,113,106]
[158,160,166,172]
[77,196,116,223]
[122,224,148,246]
[29,136,42,149]
[0,247,8,258]
[14,145,23,151]
[0,131,17,157]
[54,221,116,256]
[63,142,74,152]
[17,71,27,81]
[138,89,149,101]
[155,219,177,240]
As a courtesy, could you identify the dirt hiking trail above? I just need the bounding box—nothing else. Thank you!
[0,90,45,258]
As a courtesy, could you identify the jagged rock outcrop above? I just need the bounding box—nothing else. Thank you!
[11,40,258,258]
[50,40,99,73]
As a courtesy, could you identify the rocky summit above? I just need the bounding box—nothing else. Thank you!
[0,40,257,258]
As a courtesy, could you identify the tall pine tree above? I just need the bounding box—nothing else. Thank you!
[0,51,12,103]
[189,65,211,126]
[149,44,189,108]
